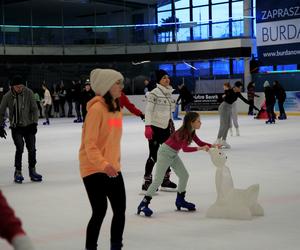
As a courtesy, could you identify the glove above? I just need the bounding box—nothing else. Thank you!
[0,126,7,139]
[12,234,35,250]
[139,113,145,122]
[144,125,153,140]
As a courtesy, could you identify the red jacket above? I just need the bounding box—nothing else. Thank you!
[119,92,143,116]
[0,190,25,243]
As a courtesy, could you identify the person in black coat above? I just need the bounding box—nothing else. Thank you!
[176,83,194,112]
[81,81,95,122]
[263,81,276,124]
[273,80,287,120]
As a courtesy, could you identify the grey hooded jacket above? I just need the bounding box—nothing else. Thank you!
[0,87,39,127]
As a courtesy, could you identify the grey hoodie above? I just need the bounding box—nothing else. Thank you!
[0,87,39,127]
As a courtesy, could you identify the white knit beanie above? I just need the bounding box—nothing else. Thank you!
[263,80,270,88]
[90,69,124,96]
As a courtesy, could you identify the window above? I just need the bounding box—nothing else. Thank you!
[192,0,209,7]
[213,60,230,75]
[194,61,210,76]
[175,0,189,9]
[277,64,297,71]
[175,8,190,41]
[176,63,192,76]
[159,64,174,76]
[259,66,274,73]
[233,59,244,74]
[212,3,229,38]
[212,0,227,3]
[158,2,172,11]
[232,1,243,20]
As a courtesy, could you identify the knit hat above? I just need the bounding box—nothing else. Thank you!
[11,75,25,86]
[90,69,124,96]
[155,69,169,83]
[263,80,270,88]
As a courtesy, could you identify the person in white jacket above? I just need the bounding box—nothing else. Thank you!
[143,69,177,192]
[42,83,52,125]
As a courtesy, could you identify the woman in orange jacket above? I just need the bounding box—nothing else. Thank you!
[79,69,125,250]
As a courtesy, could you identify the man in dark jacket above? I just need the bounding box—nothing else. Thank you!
[273,80,287,120]
[176,83,194,112]
[263,81,276,124]
[0,75,42,183]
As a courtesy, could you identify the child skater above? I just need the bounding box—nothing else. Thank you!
[137,112,216,217]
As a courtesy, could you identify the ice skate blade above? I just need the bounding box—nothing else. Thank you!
[160,187,177,192]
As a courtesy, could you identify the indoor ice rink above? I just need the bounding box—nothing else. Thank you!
[1,114,299,250]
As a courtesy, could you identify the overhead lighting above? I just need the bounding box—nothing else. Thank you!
[183,61,198,70]
[132,61,151,65]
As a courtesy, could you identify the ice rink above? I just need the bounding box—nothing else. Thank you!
[1,114,300,250]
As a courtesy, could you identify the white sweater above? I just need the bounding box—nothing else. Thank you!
[43,89,52,106]
[145,84,176,129]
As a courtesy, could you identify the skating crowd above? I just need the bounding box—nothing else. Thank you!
[0,70,287,250]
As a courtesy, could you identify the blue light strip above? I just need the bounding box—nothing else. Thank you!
[266,70,300,74]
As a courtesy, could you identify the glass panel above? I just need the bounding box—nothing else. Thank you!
[232,1,243,20]
[192,0,209,7]
[159,64,174,76]
[233,59,244,74]
[232,20,243,36]
[212,3,229,22]
[32,2,62,45]
[194,62,210,76]
[193,6,209,24]
[176,63,192,76]
[277,64,297,71]
[212,22,229,38]
[213,60,230,75]
[212,0,228,3]
[157,0,172,12]
[193,24,209,40]
[3,2,31,45]
[175,0,189,9]
[259,66,274,73]
[176,8,190,41]
[157,11,173,42]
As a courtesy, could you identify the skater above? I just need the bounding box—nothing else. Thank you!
[247,81,259,115]
[176,82,194,112]
[273,80,287,120]
[143,69,177,192]
[0,190,35,250]
[42,83,52,125]
[263,81,276,124]
[137,112,214,217]
[79,69,125,250]
[120,91,145,121]
[216,81,259,149]
[0,75,42,183]
[80,81,95,122]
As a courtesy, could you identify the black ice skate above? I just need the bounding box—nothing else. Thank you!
[14,170,24,184]
[142,175,152,191]
[160,172,177,192]
[175,191,196,211]
[29,167,43,182]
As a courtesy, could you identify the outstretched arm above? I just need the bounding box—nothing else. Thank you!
[119,92,142,117]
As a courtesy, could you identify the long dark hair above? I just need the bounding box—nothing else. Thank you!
[173,111,200,144]
[103,92,120,112]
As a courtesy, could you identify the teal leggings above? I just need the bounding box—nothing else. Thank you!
[146,143,189,197]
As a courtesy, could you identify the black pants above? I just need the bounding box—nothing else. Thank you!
[266,103,276,120]
[144,125,172,177]
[83,172,126,250]
[75,101,82,119]
[11,127,37,170]
[248,99,254,114]
[278,101,286,116]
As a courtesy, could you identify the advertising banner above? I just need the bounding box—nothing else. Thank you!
[274,91,300,112]
[256,0,300,64]
[190,93,223,111]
